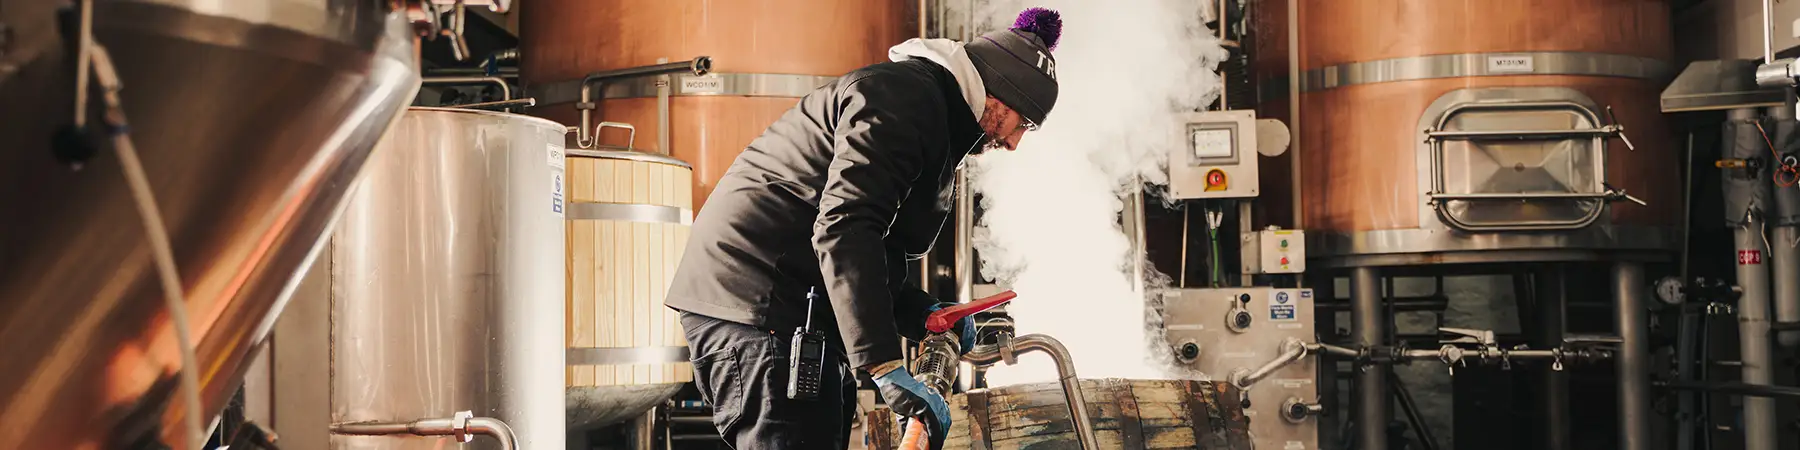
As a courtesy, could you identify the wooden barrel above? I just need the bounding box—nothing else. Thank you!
[867,379,1252,450]
[520,0,914,210]
[1251,0,1677,250]
[563,149,694,428]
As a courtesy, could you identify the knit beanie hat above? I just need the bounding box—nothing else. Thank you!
[965,7,1061,126]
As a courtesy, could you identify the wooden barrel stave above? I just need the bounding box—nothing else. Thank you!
[869,379,1251,450]
[565,154,694,388]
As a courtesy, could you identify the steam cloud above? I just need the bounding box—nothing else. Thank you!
[970,0,1228,385]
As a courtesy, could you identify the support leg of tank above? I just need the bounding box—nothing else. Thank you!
[1352,267,1387,450]
[1614,262,1650,450]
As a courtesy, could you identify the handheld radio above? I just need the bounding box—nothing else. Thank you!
[787,287,828,401]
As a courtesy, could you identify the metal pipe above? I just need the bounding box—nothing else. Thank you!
[421,76,513,110]
[1424,126,1622,140]
[1613,262,1651,450]
[1682,132,1695,293]
[1660,381,1800,400]
[1237,200,1254,286]
[575,58,712,148]
[955,168,975,303]
[1287,0,1302,227]
[450,98,535,111]
[633,409,655,450]
[1771,104,1800,349]
[1765,0,1776,64]
[1676,282,1702,450]
[422,76,511,99]
[1232,338,1308,389]
[1127,182,1149,293]
[1351,267,1387,450]
[1312,277,1339,449]
[1732,219,1778,450]
[657,72,672,155]
[1772,225,1799,347]
[331,412,518,450]
[1305,342,1361,359]
[1428,192,1615,200]
[1399,349,1441,360]
[918,0,929,38]
[478,48,519,72]
[964,334,1099,450]
[1534,266,1570,450]
[426,67,520,77]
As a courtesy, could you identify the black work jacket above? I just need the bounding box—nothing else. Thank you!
[665,58,984,369]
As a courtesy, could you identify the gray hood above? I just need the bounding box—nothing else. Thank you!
[888,38,987,119]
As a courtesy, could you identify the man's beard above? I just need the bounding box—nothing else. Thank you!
[974,108,1009,154]
[978,134,1007,154]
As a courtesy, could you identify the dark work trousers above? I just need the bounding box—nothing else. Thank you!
[680,311,858,450]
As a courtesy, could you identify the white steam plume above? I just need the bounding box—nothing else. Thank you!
[971,0,1228,385]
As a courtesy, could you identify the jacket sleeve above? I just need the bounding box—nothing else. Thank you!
[814,75,938,370]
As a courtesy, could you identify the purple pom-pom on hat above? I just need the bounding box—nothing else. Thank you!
[1011,7,1062,51]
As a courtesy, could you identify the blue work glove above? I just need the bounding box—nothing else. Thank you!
[874,366,952,450]
[926,302,977,354]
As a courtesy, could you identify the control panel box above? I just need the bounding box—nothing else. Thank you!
[1162,287,1317,450]
[1242,229,1306,274]
[1170,110,1259,199]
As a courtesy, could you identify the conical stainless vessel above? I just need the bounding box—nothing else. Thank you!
[0,1,420,448]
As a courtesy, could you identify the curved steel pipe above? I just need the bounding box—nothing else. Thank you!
[1234,337,1309,389]
[1307,342,1361,359]
[574,57,712,149]
[964,334,1099,450]
[331,412,518,450]
[422,76,512,101]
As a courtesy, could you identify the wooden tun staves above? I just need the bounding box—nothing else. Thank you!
[867,379,1253,450]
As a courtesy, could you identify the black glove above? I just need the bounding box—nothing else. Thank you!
[874,366,951,450]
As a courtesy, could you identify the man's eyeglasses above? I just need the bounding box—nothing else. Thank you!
[1018,117,1040,132]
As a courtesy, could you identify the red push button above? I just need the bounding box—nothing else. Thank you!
[1204,169,1227,191]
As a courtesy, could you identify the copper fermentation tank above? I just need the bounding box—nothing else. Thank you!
[0,1,419,448]
[520,0,913,210]
[1253,0,1677,267]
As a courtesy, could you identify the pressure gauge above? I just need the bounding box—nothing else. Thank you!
[1655,276,1685,305]
[1191,128,1234,160]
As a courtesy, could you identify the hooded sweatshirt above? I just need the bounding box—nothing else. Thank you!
[888,38,987,120]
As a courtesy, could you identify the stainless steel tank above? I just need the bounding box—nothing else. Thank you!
[0,1,419,448]
[328,107,567,450]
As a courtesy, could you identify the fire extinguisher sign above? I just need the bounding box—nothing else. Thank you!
[1740,250,1763,265]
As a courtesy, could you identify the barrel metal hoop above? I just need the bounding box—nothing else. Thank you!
[566,346,690,365]
[566,202,692,225]
[1182,381,1216,444]
[965,389,994,450]
[1260,52,1671,100]
[1110,380,1145,449]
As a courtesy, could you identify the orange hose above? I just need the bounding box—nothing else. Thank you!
[1755,121,1798,188]
[898,420,928,450]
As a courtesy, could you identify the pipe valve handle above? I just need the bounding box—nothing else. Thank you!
[926,290,1018,334]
